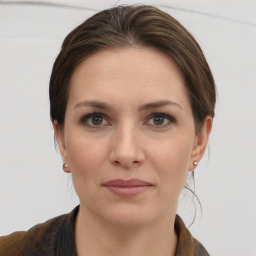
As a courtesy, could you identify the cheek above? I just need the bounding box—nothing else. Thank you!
[149,136,193,197]
[65,132,108,191]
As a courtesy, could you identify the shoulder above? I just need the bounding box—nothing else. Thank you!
[193,238,210,256]
[175,215,210,256]
[0,213,69,256]
[0,231,26,256]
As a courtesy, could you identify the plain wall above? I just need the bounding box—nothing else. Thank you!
[0,1,255,255]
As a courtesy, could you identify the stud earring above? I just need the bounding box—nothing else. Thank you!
[193,161,198,166]
[62,163,70,173]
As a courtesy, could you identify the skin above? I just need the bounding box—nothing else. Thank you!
[54,47,212,256]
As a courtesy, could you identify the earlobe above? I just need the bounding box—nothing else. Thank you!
[189,116,213,171]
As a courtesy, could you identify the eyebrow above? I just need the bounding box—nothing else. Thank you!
[74,100,183,111]
[138,100,183,111]
[75,100,112,110]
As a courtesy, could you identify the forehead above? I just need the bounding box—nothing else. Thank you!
[68,47,190,109]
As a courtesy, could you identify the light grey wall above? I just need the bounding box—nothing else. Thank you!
[0,1,255,255]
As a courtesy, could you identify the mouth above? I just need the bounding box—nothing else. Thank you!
[102,179,153,197]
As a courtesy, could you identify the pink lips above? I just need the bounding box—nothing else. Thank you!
[103,179,152,197]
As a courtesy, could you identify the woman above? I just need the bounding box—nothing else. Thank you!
[0,5,215,256]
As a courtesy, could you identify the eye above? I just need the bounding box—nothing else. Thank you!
[80,112,108,128]
[147,113,175,127]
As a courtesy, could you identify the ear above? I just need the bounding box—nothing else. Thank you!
[189,115,213,171]
[53,121,69,171]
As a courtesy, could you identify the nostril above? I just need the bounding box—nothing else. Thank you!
[109,145,145,168]
[113,159,141,168]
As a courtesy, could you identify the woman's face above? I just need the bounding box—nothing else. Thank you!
[55,47,211,227]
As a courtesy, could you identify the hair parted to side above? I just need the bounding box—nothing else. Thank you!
[49,4,216,134]
[49,5,216,225]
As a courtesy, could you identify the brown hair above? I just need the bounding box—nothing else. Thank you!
[49,5,216,133]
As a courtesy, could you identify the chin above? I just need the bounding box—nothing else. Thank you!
[99,204,159,228]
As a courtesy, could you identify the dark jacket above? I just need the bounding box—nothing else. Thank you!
[0,206,210,256]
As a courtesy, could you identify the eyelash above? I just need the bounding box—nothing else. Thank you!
[147,113,176,127]
[80,112,176,128]
[80,112,109,128]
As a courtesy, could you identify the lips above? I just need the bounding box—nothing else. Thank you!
[102,179,153,197]
[103,179,152,187]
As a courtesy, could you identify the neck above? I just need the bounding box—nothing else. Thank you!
[75,206,178,256]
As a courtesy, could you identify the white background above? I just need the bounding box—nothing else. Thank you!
[0,1,255,255]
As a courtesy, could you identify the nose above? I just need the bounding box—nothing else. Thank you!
[109,124,145,169]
